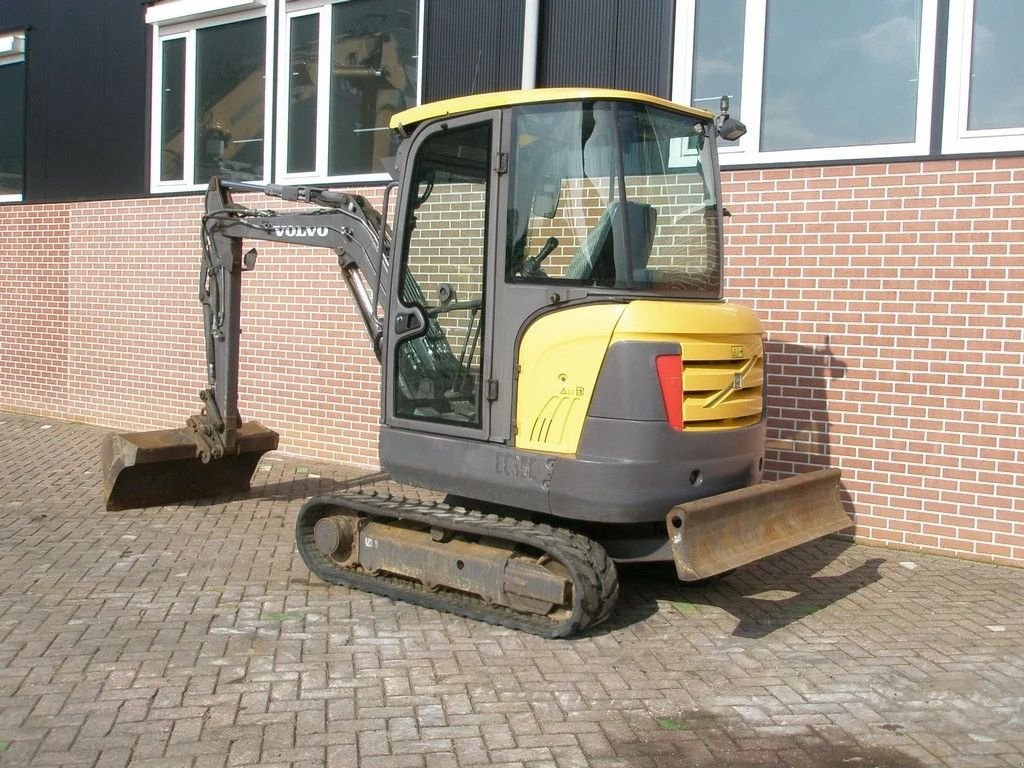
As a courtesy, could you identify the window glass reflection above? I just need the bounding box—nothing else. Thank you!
[195,17,266,182]
[761,0,922,151]
[0,60,25,196]
[160,38,185,181]
[692,0,745,145]
[967,0,1024,130]
[288,14,319,173]
[328,0,418,176]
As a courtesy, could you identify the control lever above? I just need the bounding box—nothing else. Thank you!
[535,236,559,263]
[521,236,559,278]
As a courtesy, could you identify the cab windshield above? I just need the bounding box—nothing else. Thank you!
[506,100,721,297]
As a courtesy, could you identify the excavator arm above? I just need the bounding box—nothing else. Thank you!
[102,177,394,509]
[192,178,392,460]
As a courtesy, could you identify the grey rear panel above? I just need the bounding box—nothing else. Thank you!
[550,337,765,523]
[382,417,764,526]
[547,417,765,523]
[587,340,679,421]
[380,426,552,514]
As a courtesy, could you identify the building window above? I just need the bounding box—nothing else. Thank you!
[149,0,420,190]
[0,32,26,202]
[158,37,187,182]
[148,1,274,191]
[943,0,1024,153]
[688,0,744,146]
[285,11,319,174]
[278,0,422,183]
[674,0,938,164]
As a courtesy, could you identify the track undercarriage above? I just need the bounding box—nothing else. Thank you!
[295,485,620,637]
[291,467,847,636]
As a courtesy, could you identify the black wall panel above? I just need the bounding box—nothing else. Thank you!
[0,0,674,202]
[0,0,147,202]
[539,0,616,89]
[538,0,673,97]
[423,0,525,102]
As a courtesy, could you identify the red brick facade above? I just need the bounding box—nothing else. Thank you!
[2,157,1022,565]
[0,204,70,416]
[726,158,1024,565]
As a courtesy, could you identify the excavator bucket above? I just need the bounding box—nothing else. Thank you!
[101,422,279,511]
[665,468,849,581]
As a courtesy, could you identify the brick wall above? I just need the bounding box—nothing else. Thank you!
[0,204,70,417]
[1,156,1021,566]
[723,158,1024,565]
[2,193,382,468]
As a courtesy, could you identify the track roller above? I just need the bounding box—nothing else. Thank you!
[295,490,618,637]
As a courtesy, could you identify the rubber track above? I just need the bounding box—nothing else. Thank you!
[295,489,619,638]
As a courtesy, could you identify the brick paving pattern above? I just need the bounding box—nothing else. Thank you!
[1,412,1022,767]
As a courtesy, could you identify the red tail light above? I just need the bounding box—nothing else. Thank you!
[655,354,684,431]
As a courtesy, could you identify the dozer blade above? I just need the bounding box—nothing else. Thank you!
[665,468,849,581]
[101,422,279,511]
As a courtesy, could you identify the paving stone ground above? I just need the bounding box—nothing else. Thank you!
[1,412,1022,768]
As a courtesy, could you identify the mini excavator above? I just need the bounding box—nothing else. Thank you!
[102,89,850,637]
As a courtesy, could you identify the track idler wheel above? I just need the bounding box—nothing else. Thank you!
[295,492,619,637]
[312,516,356,561]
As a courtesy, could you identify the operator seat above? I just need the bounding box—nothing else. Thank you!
[565,200,657,285]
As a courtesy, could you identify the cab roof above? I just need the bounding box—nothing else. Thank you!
[389,88,713,133]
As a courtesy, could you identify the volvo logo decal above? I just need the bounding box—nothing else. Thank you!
[271,225,330,238]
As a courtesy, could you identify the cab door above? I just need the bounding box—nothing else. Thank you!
[384,112,500,440]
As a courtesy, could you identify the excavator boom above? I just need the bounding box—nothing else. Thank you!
[102,178,392,511]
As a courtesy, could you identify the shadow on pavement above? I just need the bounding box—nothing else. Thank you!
[169,469,390,507]
[604,707,927,768]
[607,537,886,639]
[243,469,390,502]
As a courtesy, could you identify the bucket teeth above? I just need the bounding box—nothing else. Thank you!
[101,422,279,511]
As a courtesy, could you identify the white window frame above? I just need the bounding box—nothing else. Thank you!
[148,0,275,193]
[943,0,1024,154]
[0,32,26,203]
[673,0,938,166]
[276,0,425,185]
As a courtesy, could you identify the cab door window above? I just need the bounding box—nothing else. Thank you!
[394,122,492,427]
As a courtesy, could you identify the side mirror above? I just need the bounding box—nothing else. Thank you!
[532,173,562,219]
[718,117,747,142]
[715,94,746,142]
